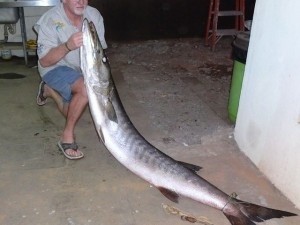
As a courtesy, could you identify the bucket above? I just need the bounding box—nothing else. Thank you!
[1,49,12,60]
[228,61,245,122]
[228,32,250,123]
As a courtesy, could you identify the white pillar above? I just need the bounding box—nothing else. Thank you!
[235,0,300,208]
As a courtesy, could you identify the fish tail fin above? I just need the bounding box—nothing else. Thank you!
[223,198,297,225]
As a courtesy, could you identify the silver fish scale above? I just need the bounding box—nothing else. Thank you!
[103,84,212,186]
[113,100,196,179]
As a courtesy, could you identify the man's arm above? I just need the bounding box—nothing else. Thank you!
[39,32,83,67]
[39,42,70,67]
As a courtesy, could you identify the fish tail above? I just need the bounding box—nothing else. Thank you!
[223,198,297,225]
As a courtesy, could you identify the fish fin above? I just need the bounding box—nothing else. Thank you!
[98,128,105,144]
[177,160,202,173]
[224,210,256,225]
[223,198,297,225]
[105,100,118,123]
[158,187,179,203]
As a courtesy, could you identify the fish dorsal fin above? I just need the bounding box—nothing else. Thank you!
[158,187,179,203]
[177,161,202,174]
[105,99,118,123]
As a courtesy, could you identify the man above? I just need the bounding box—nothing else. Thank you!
[35,0,107,159]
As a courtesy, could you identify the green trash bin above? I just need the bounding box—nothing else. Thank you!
[228,32,250,123]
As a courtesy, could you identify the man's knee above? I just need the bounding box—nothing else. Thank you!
[72,78,88,100]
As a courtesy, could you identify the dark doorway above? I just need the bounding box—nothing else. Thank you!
[89,0,256,41]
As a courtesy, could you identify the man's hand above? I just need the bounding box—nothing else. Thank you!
[66,32,83,51]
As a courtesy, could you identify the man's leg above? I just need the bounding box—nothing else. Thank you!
[42,84,66,116]
[61,77,88,157]
[39,81,86,158]
[39,66,88,159]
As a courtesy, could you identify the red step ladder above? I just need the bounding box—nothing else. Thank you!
[205,0,245,51]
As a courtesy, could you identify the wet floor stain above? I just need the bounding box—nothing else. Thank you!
[0,73,26,79]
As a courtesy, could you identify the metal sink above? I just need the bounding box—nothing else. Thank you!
[0,8,19,24]
[0,0,59,23]
[0,0,59,7]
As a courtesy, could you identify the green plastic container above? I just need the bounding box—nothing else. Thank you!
[228,32,250,123]
[228,60,245,122]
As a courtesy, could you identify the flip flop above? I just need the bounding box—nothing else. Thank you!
[36,81,47,106]
[57,141,84,160]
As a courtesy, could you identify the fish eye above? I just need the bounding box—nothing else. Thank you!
[102,57,107,63]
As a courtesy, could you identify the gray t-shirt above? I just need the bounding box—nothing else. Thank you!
[34,3,107,77]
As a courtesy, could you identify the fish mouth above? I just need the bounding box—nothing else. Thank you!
[82,19,104,55]
[81,19,109,88]
[82,19,97,61]
[82,19,93,44]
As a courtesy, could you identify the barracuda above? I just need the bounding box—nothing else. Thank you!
[80,19,297,225]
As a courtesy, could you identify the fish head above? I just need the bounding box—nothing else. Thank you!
[81,19,111,94]
[81,19,118,130]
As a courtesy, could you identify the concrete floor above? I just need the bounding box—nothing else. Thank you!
[0,38,299,225]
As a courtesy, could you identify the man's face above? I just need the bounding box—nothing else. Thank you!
[63,0,88,16]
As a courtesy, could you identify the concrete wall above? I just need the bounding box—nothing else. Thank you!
[235,0,300,208]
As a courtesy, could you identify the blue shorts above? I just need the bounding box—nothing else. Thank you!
[42,66,82,103]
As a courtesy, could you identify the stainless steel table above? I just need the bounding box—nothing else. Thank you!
[0,0,60,65]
